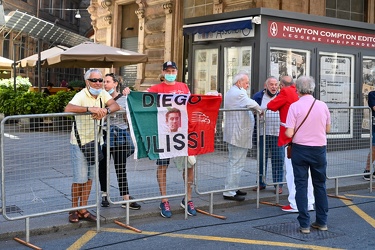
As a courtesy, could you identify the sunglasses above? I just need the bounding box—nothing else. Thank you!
[87,78,103,83]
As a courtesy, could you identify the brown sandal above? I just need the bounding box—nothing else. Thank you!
[78,210,97,222]
[69,211,79,223]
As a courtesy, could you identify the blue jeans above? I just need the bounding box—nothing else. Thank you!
[223,143,248,197]
[258,135,284,187]
[292,143,328,228]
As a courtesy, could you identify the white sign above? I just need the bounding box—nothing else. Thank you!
[194,28,254,41]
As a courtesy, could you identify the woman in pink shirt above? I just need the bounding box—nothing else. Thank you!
[285,76,331,234]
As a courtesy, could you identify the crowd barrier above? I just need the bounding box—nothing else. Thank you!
[0,107,373,246]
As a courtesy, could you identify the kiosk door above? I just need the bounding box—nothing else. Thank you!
[223,46,252,96]
[193,48,219,95]
[192,45,252,96]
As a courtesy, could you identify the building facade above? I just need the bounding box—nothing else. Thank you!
[87,0,375,90]
[0,0,92,85]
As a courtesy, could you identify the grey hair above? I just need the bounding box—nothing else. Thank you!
[265,76,278,85]
[232,71,249,85]
[280,75,294,87]
[84,69,102,80]
[295,76,315,95]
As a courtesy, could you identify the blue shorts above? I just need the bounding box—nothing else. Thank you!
[70,144,95,183]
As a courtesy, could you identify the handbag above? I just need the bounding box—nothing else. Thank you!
[73,120,104,165]
[286,99,316,159]
[73,99,104,165]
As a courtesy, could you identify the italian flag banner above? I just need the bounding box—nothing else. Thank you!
[126,91,222,160]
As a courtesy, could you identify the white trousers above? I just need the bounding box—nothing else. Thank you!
[284,146,315,209]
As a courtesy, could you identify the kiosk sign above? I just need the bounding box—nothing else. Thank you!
[268,21,375,49]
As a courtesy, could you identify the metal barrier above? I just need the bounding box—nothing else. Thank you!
[1,113,102,243]
[325,106,373,196]
[1,106,373,245]
[103,111,188,224]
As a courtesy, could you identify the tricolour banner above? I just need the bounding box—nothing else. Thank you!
[126,92,222,160]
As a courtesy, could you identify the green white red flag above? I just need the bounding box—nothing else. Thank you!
[126,92,222,160]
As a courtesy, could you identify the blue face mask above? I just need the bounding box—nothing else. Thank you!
[89,87,102,96]
[107,88,115,95]
[165,74,177,82]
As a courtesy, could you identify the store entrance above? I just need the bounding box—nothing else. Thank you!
[192,44,253,98]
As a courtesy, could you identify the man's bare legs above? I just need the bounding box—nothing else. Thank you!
[157,165,168,202]
[70,179,95,222]
[183,167,194,201]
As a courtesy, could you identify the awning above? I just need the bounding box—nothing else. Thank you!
[0,10,89,47]
[183,17,253,35]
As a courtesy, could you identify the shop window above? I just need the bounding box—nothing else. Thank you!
[362,56,375,130]
[326,0,365,22]
[183,0,213,18]
[3,34,10,58]
[319,52,355,137]
[269,47,310,82]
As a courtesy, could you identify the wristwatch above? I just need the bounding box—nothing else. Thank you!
[106,107,111,114]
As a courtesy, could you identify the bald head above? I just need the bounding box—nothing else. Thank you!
[280,75,294,89]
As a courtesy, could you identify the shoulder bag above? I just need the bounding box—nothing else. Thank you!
[286,99,316,159]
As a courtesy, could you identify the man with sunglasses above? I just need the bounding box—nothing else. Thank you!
[65,68,120,223]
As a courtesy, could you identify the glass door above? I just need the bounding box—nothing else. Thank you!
[193,48,219,95]
[223,46,252,96]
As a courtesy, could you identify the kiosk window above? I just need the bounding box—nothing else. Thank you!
[224,46,252,96]
[319,52,355,136]
[193,48,218,94]
[361,56,375,131]
[269,47,310,81]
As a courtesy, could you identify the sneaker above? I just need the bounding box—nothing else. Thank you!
[159,201,172,218]
[299,227,310,234]
[311,222,328,231]
[180,198,197,216]
[281,204,298,213]
[121,202,141,210]
[363,170,375,181]
[101,195,109,207]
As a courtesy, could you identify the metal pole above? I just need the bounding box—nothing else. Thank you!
[38,39,42,92]
[13,43,17,92]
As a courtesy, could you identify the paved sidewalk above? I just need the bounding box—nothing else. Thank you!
[0,173,372,241]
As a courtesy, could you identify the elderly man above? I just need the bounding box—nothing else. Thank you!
[65,68,120,223]
[222,72,262,201]
[253,76,284,194]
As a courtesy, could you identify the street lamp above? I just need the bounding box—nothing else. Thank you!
[42,8,86,19]
[75,10,81,19]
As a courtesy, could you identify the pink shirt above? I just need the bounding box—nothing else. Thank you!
[286,95,330,146]
[147,82,190,94]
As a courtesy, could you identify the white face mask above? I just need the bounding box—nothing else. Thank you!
[107,88,115,95]
[240,87,247,93]
[89,87,102,96]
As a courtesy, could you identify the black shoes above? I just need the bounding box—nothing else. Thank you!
[101,195,109,207]
[223,194,245,201]
[363,170,375,181]
[236,190,247,196]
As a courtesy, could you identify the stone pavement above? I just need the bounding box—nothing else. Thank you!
[0,171,372,241]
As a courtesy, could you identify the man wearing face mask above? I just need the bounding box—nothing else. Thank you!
[65,68,120,223]
[222,71,262,201]
[252,76,284,194]
[124,61,196,218]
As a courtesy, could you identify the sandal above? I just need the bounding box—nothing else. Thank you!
[69,211,79,223]
[78,210,97,222]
